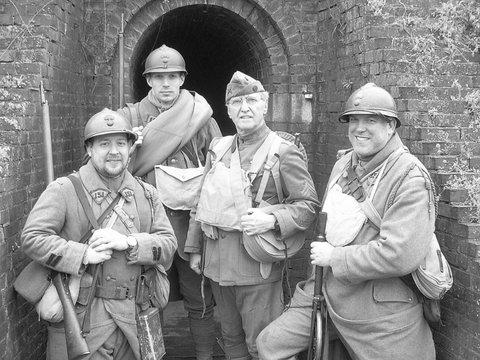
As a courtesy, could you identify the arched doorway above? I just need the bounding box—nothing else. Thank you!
[121,2,290,135]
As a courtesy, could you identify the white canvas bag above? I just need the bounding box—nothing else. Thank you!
[323,158,388,247]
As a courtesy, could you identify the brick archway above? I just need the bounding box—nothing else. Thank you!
[113,0,294,134]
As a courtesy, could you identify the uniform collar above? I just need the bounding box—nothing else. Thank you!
[352,132,404,180]
[235,123,270,148]
[78,161,137,204]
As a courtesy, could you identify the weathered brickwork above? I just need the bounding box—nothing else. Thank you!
[0,0,478,359]
[0,1,89,359]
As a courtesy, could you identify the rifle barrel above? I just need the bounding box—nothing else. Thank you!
[40,81,54,183]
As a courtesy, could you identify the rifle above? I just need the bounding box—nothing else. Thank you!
[307,212,328,360]
[118,13,125,109]
[40,80,90,359]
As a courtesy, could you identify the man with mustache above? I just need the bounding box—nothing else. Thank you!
[117,44,221,360]
[21,108,177,359]
[256,83,436,360]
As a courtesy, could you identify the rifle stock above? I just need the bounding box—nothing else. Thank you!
[40,80,90,359]
[53,274,90,359]
[307,212,327,360]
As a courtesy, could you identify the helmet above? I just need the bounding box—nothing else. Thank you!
[142,45,187,76]
[339,83,400,127]
[84,108,137,144]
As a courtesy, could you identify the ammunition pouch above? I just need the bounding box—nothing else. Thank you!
[136,265,170,312]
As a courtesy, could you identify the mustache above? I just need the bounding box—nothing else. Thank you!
[106,156,123,161]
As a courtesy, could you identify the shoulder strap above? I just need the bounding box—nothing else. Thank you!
[210,136,234,165]
[134,177,155,232]
[248,132,279,181]
[67,173,122,241]
[254,134,284,204]
[126,102,140,128]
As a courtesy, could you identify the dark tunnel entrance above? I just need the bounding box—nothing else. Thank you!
[130,4,272,135]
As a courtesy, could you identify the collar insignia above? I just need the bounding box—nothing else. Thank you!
[120,188,134,202]
[90,189,110,204]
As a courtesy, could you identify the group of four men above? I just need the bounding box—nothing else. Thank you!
[21,45,437,360]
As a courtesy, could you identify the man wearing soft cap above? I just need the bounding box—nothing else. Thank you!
[185,71,320,359]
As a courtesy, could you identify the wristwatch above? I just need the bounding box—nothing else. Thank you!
[126,235,137,251]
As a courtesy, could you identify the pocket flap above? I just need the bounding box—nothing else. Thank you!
[155,165,204,182]
[373,279,414,303]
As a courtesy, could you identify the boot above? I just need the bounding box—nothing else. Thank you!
[189,316,217,360]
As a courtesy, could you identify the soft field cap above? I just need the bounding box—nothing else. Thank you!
[225,71,265,103]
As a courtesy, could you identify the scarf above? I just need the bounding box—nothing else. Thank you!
[132,89,213,177]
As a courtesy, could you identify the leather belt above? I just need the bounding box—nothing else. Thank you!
[95,285,136,300]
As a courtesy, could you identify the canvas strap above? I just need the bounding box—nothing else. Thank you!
[229,133,280,279]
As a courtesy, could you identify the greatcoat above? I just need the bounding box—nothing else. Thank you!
[303,133,436,360]
[21,161,177,359]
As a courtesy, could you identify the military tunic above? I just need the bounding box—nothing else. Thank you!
[21,161,177,360]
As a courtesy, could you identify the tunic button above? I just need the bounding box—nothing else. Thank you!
[130,276,135,281]
[106,276,111,281]
[171,158,177,163]
[221,233,226,239]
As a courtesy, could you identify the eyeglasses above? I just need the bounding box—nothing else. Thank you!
[228,96,262,108]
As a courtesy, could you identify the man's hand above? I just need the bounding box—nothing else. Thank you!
[240,208,276,236]
[129,126,144,156]
[189,253,202,275]
[89,228,129,252]
[310,241,334,267]
[84,247,113,265]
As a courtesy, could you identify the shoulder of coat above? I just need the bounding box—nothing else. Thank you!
[134,176,156,199]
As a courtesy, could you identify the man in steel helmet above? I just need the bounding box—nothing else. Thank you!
[21,108,177,359]
[117,44,221,360]
[257,83,436,360]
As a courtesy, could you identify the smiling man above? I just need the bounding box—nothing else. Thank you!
[256,83,437,360]
[21,108,177,359]
[185,71,320,360]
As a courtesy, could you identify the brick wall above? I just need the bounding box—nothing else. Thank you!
[0,1,88,359]
[315,0,480,359]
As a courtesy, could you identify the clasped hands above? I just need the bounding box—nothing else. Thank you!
[83,228,131,265]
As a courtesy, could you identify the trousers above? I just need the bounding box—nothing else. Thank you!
[210,280,283,360]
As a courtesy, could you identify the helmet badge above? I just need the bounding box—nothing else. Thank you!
[161,54,169,69]
[353,91,363,106]
[104,114,115,126]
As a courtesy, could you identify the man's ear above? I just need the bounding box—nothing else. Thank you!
[179,73,186,87]
[145,75,153,88]
[387,119,396,136]
[86,143,92,157]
